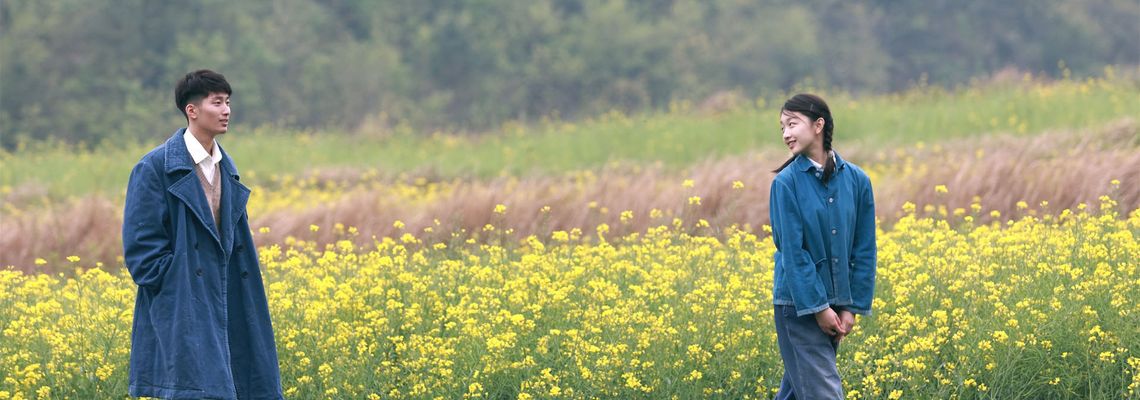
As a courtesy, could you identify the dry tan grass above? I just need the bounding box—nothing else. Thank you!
[4,119,1137,273]
[865,118,1139,221]
[0,196,123,271]
[252,157,776,247]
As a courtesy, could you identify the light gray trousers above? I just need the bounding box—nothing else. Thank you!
[773,305,844,400]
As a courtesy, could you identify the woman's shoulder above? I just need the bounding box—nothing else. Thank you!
[839,160,873,188]
[842,160,867,175]
[771,166,801,188]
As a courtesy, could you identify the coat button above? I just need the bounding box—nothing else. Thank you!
[196,268,204,277]
[241,270,249,279]
[832,228,838,235]
[828,197,834,203]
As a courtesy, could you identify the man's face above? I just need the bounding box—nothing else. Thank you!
[187,92,231,136]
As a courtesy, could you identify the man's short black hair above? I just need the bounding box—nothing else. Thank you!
[174,70,232,120]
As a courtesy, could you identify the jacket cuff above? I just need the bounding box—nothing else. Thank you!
[796,303,831,317]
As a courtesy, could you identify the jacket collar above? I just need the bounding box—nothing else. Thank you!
[163,128,240,180]
[794,151,848,172]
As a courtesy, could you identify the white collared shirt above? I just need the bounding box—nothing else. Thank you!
[808,156,823,171]
[808,151,835,171]
[183,129,222,184]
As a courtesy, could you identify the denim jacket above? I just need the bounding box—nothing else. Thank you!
[769,152,876,316]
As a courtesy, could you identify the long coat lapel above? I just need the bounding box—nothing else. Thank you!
[163,129,223,249]
[128,128,284,399]
[218,148,249,257]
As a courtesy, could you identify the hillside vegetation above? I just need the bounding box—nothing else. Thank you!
[3,0,1137,147]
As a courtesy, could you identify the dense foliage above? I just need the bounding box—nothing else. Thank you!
[2,0,1137,147]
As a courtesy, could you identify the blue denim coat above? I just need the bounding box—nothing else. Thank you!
[123,129,283,399]
[769,152,877,317]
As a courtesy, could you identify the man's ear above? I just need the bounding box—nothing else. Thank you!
[185,103,197,120]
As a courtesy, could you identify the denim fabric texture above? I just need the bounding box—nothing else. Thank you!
[773,305,844,400]
[123,129,284,399]
[769,152,877,317]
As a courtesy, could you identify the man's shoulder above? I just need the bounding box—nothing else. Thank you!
[132,143,171,177]
[139,142,167,161]
[134,130,186,169]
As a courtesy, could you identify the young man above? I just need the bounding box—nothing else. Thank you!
[123,70,283,399]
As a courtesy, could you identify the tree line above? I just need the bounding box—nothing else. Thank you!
[1,0,1136,148]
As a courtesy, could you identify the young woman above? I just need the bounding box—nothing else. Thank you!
[768,94,876,399]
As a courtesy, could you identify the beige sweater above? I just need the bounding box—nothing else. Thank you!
[195,165,222,227]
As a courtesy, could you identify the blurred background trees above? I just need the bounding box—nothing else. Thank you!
[1,0,1136,148]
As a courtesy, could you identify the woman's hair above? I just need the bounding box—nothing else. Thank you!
[773,93,835,184]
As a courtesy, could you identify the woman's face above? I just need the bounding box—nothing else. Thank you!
[779,110,823,156]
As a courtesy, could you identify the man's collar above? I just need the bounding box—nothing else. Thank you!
[183,128,221,165]
[165,128,241,178]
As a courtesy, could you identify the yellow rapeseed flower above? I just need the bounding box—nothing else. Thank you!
[686,370,703,381]
[902,201,916,214]
[5,191,1138,398]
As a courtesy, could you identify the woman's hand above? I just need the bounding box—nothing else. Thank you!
[814,308,844,337]
[836,310,856,342]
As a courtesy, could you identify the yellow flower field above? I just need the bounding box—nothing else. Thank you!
[1,197,1138,399]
